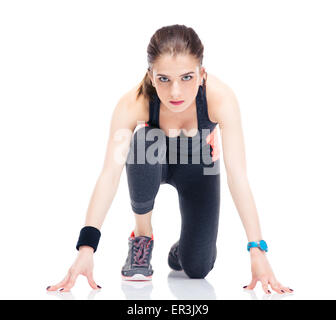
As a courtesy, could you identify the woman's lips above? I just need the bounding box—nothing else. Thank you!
[170,100,184,105]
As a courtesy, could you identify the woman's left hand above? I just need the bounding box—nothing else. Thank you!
[243,248,294,295]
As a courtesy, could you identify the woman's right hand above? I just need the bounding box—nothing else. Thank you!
[46,246,101,292]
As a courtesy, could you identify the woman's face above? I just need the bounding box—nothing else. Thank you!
[148,54,206,113]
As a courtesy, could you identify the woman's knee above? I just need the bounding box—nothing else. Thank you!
[182,263,214,279]
[180,247,217,279]
[131,198,155,215]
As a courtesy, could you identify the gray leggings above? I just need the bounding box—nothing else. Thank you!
[125,125,221,278]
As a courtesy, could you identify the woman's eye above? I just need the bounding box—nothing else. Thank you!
[158,75,193,82]
[182,75,192,81]
[159,77,169,82]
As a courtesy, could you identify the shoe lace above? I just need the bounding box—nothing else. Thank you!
[132,237,152,267]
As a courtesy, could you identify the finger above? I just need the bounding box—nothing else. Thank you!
[261,278,271,295]
[272,280,293,294]
[279,285,294,294]
[269,279,284,294]
[244,278,257,290]
[87,272,101,290]
[47,272,71,291]
[60,272,79,292]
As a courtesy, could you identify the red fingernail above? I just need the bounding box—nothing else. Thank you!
[281,290,285,293]
[46,286,51,290]
[268,290,271,294]
[97,285,102,289]
[289,288,294,292]
[243,286,247,288]
[59,288,64,291]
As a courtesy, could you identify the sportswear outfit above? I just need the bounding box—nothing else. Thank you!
[123,84,221,279]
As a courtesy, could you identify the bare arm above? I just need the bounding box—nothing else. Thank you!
[213,82,263,242]
[83,89,141,229]
[47,88,145,292]
[212,81,293,294]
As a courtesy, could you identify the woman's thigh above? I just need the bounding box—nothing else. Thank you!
[125,125,168,214]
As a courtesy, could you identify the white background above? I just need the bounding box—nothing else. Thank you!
[0,0,335,300]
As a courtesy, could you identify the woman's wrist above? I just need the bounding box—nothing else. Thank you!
[249,247,266,257]
[78,245,95,254]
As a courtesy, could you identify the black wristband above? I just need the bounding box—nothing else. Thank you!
[76,226,101,253]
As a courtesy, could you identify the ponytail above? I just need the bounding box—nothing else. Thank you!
[136,69,156,101]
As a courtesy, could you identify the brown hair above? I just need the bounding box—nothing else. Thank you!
[136,24,207,101]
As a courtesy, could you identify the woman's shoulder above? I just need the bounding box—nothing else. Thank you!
[206,73,237,124]
[123,83,150,124]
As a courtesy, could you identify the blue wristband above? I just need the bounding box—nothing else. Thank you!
[247,240,268,252]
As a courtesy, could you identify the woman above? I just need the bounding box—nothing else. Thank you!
[47,24,293,295]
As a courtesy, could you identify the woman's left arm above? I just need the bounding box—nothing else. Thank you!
[212,82,293,295]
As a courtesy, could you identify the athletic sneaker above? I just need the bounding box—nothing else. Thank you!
[168,240,183,271]
[121,230,154,281]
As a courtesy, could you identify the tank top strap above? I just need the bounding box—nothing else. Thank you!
[148,93,160,128]
[197,85,218,132]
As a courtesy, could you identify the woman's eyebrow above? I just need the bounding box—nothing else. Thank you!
[156,71,195,77]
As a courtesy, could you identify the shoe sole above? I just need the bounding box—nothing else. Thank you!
[121,273,153,281]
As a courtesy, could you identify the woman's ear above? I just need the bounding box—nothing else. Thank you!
[200,66,207,85]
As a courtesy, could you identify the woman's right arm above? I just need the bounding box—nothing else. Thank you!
[47,87,144,292]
